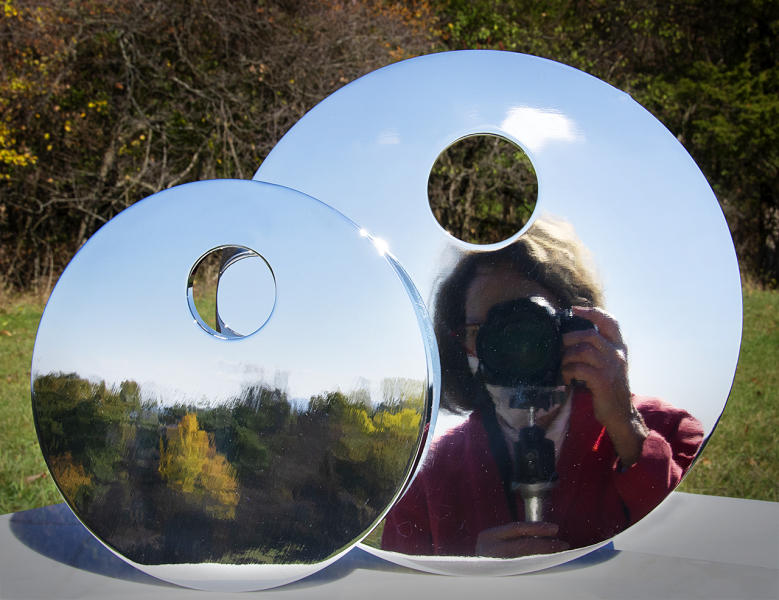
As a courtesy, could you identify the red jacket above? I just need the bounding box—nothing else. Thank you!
[381,392,704,555]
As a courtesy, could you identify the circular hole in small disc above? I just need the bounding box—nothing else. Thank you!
[428,134,538,244]
[188,246,276,339]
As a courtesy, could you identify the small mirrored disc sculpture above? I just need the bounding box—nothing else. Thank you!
[253,51,742,574]
[31,180,438,591]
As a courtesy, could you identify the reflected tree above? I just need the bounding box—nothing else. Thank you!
[158,413,238,520]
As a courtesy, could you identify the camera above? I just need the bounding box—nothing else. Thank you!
[475,296,595,391]
[475,297,596,516]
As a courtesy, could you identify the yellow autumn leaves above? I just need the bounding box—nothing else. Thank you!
[0,122,36,180]
[49,452,92,499]
[158,413,239,520]
[335,405,422,477]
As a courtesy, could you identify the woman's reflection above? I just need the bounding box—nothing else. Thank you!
[381,217,704,557]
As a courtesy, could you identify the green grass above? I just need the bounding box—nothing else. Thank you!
[0,299,61,512]
[1,287,777,514]
[677,286,778,501]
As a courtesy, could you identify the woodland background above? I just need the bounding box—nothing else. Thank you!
[0,0,777,292]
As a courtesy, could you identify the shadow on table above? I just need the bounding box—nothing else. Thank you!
[544,542,619,571]
[7,503,403,589]
[9,503,620,591]
[9,503,170,586]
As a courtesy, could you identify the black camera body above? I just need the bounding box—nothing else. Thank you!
[476,296,595,391]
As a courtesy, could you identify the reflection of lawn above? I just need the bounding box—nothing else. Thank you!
[362,518,385,548]
[190,273,218,332]
[1,286,777,515]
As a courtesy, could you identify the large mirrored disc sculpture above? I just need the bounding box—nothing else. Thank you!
[31,180,437,591]
[253,51,742,574]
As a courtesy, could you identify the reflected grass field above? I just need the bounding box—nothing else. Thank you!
[1,287,777,514]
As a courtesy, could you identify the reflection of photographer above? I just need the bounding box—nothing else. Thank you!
[382,217,704,557]
[478,297,595,530]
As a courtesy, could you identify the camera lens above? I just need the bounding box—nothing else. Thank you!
[476,297,563,387]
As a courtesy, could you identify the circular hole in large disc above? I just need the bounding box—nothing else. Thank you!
[428,135,538,244]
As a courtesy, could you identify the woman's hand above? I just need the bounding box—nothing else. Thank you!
[561,307,648,466]
[475,522,570,557]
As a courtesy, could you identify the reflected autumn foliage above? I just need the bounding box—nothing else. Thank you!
[32,372,425,565]
[158,414,239,520]
[48,452,92,502]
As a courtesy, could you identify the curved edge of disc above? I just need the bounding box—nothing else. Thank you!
[357,538,611,576]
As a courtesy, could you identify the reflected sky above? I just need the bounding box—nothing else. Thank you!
[253,50,741,436]
[213,249,276,337]
[500,107,583,152]
[32,180,432,409]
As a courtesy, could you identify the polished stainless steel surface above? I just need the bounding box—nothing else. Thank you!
[31,180,437,591]
[253,51,742,572]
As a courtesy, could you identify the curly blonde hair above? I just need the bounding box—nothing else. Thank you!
[433,216,604,411]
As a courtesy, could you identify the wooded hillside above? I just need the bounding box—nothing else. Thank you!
[1,0,776,291]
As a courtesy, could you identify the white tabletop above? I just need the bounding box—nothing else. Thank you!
[1,492,776,599]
